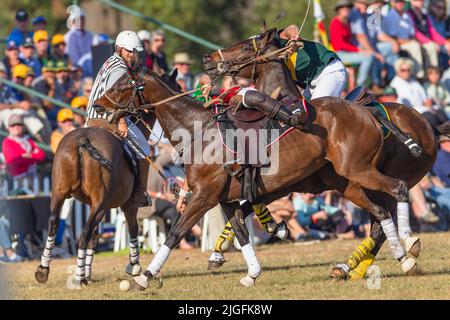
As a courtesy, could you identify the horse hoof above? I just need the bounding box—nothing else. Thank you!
[125,263,142,276]
[404,237,421,258]
[207,260,225,271]
[68,277,89,290]
[35,265,50,284]
[329,267,349,280]
[275,221,291,241]
[131,274,163,291]
[401,257,417,275]
[240,275,256,287]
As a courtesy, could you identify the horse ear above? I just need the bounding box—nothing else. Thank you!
[170,68,178,82]
[260,19,267,33]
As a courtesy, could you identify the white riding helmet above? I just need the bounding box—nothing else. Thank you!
[137,30,151,42]
[115,30,143,52]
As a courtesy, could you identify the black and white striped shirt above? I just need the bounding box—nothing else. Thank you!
[87,53,128,120]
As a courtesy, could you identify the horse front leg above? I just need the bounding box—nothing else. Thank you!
[122,205,142,277]
[130,192,217,291]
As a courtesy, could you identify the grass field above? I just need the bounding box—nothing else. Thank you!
[3,232,450,300]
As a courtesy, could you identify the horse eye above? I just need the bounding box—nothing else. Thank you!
[241,46,249,51]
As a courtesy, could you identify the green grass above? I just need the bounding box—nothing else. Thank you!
[5,232,450,299]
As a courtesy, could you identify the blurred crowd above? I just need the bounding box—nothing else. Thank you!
[1,2,450,263]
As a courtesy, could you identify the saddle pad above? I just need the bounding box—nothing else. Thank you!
[366,100,392,139]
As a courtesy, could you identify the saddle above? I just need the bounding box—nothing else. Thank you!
[345,86,376,106]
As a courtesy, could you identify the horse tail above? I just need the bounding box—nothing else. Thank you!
[78,136,113,170]
[436,121,450,137]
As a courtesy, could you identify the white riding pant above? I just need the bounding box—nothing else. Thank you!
[125,117,150,159]
[303,59,348,100]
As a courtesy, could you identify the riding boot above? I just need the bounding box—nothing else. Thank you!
[132,159,152,207]
[239,90,308,128]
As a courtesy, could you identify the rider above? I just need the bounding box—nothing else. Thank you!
[276,24,348,99]
[85,30,151,207]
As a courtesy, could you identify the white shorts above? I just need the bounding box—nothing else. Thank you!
[303,59,348,100]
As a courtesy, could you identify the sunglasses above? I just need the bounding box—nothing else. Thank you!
[61,119,73,123]
[9,123,23,127]
[400,68,411,72]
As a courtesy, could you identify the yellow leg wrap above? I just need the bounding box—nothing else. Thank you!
[214,222,235,253]
[345,237,376,270]
[253,203,276,234]
[349,253,375,280]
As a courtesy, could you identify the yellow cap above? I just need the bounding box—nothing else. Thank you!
[12,64,29,79]
[57,108,74,122]
[71,96,88,109]
[33,30,48,44]
[51,34,65,46]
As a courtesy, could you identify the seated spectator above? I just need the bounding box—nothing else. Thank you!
[50,109,77,153]
[18,37,40,77]
[64,9,93,70]
[149,29,169,74]
[23,67,35,88]
[54,60,77,104]
[330,0,374,87]
[70,65,83,95]
[81,77,93,98]
[11,64,32,101]
[390,57,449,127]
[2,40,25,79]
[70,96,88,127]
[410,183,440,226]
[407,0,450,70]
[33,30,52,78]
[434,135,450,186]
[382,0,427,79]
[31,16,47,32]
[1,114,45,181]
[377,86,398,104]
[428,0,450,39]
[0,62,47,143]
[0,217,22,263]
[350,0,386,92]
[51,34,70,65]
[173,53,194,91]
[424,66,450,111]
[292,193,350,240]
[6,9,33,46]
[418,175,450,230]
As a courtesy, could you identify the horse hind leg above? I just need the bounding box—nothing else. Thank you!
[35,194,65,284]
[84,225,101,283]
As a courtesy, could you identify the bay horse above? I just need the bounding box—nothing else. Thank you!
[202,28,440,279]
[93,66,426,290]
[33,71,178,288]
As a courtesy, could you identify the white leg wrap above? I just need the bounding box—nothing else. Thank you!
[381,219,405,260]
[41,236,55,267]
[397,202,412,240]
[85,249,94,280]
[146,245,171,276]
[129,238,140,265]
[75,249,87,281]
[209,252,224,262]
[241,244,261,278]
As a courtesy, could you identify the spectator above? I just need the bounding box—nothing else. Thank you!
[54,60,77,104]
[33,30,51,78]
[407,0,450,69]
[428,0,450,39]
[11,64,31,101]
[173,53,194,91]
[424,66,450,110]
[80,77,93,98]
[70,96,87,127]
[434,135,450,186]
[349,0,386,92]
[149,29,169,74]
[77,33,109,78]
[70,65,84,97]
[31,60,59,128]
[137,30,153,70]
[0,217,22,263]
[64,9,93,69]
[18,37,37,74]
[1,114,45,181]
[31,16,47,32]
[51,34,70,64]
[0,62,46,143]
[418,175,450,229]
[23,67,35,88]
[390,57,449,127]
[330,0,374,87]
[6,9,33,46]
[2,41,25,79]
[50,109,77,153]
[382,0,428,79]
[410,183,440,226]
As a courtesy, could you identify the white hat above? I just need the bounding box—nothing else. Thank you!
[115,30,143,52]
[137,30,151,42]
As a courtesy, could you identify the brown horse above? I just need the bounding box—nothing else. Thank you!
[33,71,177,288]
[93,65,427,290]
[202,28,439,279]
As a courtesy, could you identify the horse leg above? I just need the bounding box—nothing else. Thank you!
[35,194,65,284]
[221,201,262,287]
[122,204,142,276]
[131,192,217,291]
[72,208,106,289]
[85,225,101,283]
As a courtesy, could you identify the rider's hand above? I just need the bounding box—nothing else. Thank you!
[118,118,129,138]
[177,195,187,214]
[201,83,212,100]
